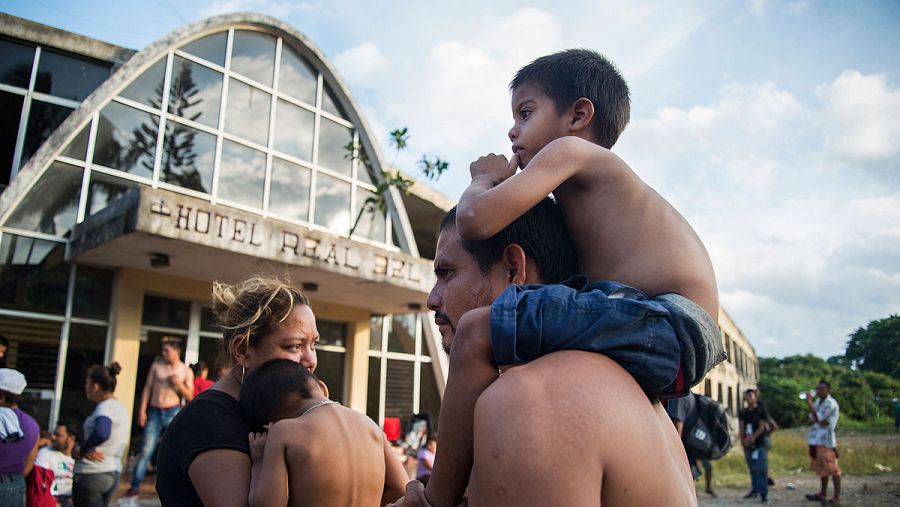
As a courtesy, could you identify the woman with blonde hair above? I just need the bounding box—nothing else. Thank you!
[156,277,321,506]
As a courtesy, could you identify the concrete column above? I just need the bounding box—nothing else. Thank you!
[106,268,145,432]
[345,316,371,413]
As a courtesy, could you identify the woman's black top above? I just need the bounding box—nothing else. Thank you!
[156,389,256,506]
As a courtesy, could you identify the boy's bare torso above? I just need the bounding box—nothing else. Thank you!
[552,139,719,317]
[276,406,386,507]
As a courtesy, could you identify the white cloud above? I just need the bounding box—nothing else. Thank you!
[333,42,390,85]
[200,0,312,18]
[818,70,900,163]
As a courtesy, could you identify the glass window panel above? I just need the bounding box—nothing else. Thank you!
[6,161,81,236]
[354,188,386,243]
[169,56,223,128]
[388,314,417,354]
[61,125,90,161]
[317,118,352,175]
[274,99,313,161]
[180,32,227,67]
[230,31,275,86]
[198,336,224,380]
[317,320,346,348]
[0,235,68,314]
[93,101,158,178]
[225,80,270,146]
[321,85,346,119]
[34,49,109,101]
[160,121,216,193]
[419,362,440,431]
[0,91,24,186]
[58,323,107,427]
[0,39,35,88]
[421,324,432,358]
[369,316,384,351]
[218,140,265,208]
[278,45,316,105]
[200,307,219,333]
[73,266,113,319]
[357,156,374,185]
[384,359,414,418]
[87,171,136,217]
[0,317,63,425]
[316,349,345,404]
[366,357,381,421]
[141,294,191,328]
[120,58,165,108]
[21,100,73,167]
[313,172,350,232]
[269,157,310,221]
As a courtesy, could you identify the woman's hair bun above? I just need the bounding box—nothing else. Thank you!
[108,362,122,376]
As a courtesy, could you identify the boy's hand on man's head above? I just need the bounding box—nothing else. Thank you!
[469,153,518,185]
[248,431,267,464]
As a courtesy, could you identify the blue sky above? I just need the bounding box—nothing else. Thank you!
[4,0,899,359]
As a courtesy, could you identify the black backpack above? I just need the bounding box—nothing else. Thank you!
[683,394,734,460]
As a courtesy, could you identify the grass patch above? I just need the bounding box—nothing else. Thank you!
[834,418,896,434]
[700,428,900,489]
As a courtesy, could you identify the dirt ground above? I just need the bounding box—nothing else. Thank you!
[698,473,900,506]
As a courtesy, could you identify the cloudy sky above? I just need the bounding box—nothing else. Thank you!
[6,0,899,359]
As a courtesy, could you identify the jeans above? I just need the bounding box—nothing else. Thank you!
[131,406,181,488]
[0,473,25,507]
[72,472,119,507]
[744,445,769,499]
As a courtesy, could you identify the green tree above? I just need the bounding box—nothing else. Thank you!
[844,314,900,378]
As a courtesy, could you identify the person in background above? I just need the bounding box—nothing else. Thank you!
[37,429,53,450]
[0,368,39,507]
[34,421,77,506]
[666,393,716,497]
[416,437,437,486]
[191,361,214,398]
[127,337,193,497]
[892,398,899,432]
[0,335,8,364]
[738,388,771,503]
[72,363,128,507]
[805,380,841,506]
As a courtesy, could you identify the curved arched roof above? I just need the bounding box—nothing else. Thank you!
[0,12,418,255]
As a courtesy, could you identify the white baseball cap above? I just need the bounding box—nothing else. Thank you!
[0,368,27,395]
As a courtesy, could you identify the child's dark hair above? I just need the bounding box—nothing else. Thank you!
[240,359,321,426]
[87,362,122,392]
[511,48,630,149]
[191,361,208,376]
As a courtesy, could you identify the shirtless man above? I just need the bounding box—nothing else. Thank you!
[240,359,406,507]
[127,336,193,496]
[394,199,694,506]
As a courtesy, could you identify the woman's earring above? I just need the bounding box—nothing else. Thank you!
[241,366,245,384]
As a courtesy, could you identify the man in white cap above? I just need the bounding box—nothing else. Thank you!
[0,368,40,506]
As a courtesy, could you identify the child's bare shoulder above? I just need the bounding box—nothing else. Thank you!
[537,136,637,187]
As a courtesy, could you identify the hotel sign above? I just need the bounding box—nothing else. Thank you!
[132,187,433,293]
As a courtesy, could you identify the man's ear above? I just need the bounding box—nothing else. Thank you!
[568,97,595,134]
[501,244,528,285]
[318,379,330,399]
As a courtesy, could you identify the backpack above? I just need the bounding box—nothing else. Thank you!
[683,394,734,460]
[26,465,57,507]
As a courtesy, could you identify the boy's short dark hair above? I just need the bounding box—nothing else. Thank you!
[441,198,578,284]
[240,359,321,426]
[819,379,831,390]
[161,336,183,350]
[511,48,630,149]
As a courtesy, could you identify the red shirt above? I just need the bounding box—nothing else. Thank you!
[193,377,214,397]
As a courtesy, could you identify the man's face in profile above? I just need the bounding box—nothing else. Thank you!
[426,227,509,354]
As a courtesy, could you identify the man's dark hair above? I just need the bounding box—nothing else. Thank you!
[56,419,78,441]
[0,335,8,347]
[511,48,630,149]
[161,336,183,351]
[240,359,321,426]
[441,198,578,284]
[819,379,831,390]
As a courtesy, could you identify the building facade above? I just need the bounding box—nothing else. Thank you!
[0,12,757,449]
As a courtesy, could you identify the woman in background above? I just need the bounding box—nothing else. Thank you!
[0,368,39,507]
[72,363,128,507]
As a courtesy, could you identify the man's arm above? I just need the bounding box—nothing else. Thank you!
[456,137,627,240]
[138,365,155,427]
[381,436,407,506]
[248,429,288,507]
[171,366,195,402]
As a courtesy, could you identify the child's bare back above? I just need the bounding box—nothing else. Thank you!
[253,404,389,507]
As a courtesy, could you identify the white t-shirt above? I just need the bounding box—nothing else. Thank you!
[75,398,129,474]
[34,446,75,497]
[807,395,839,448]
